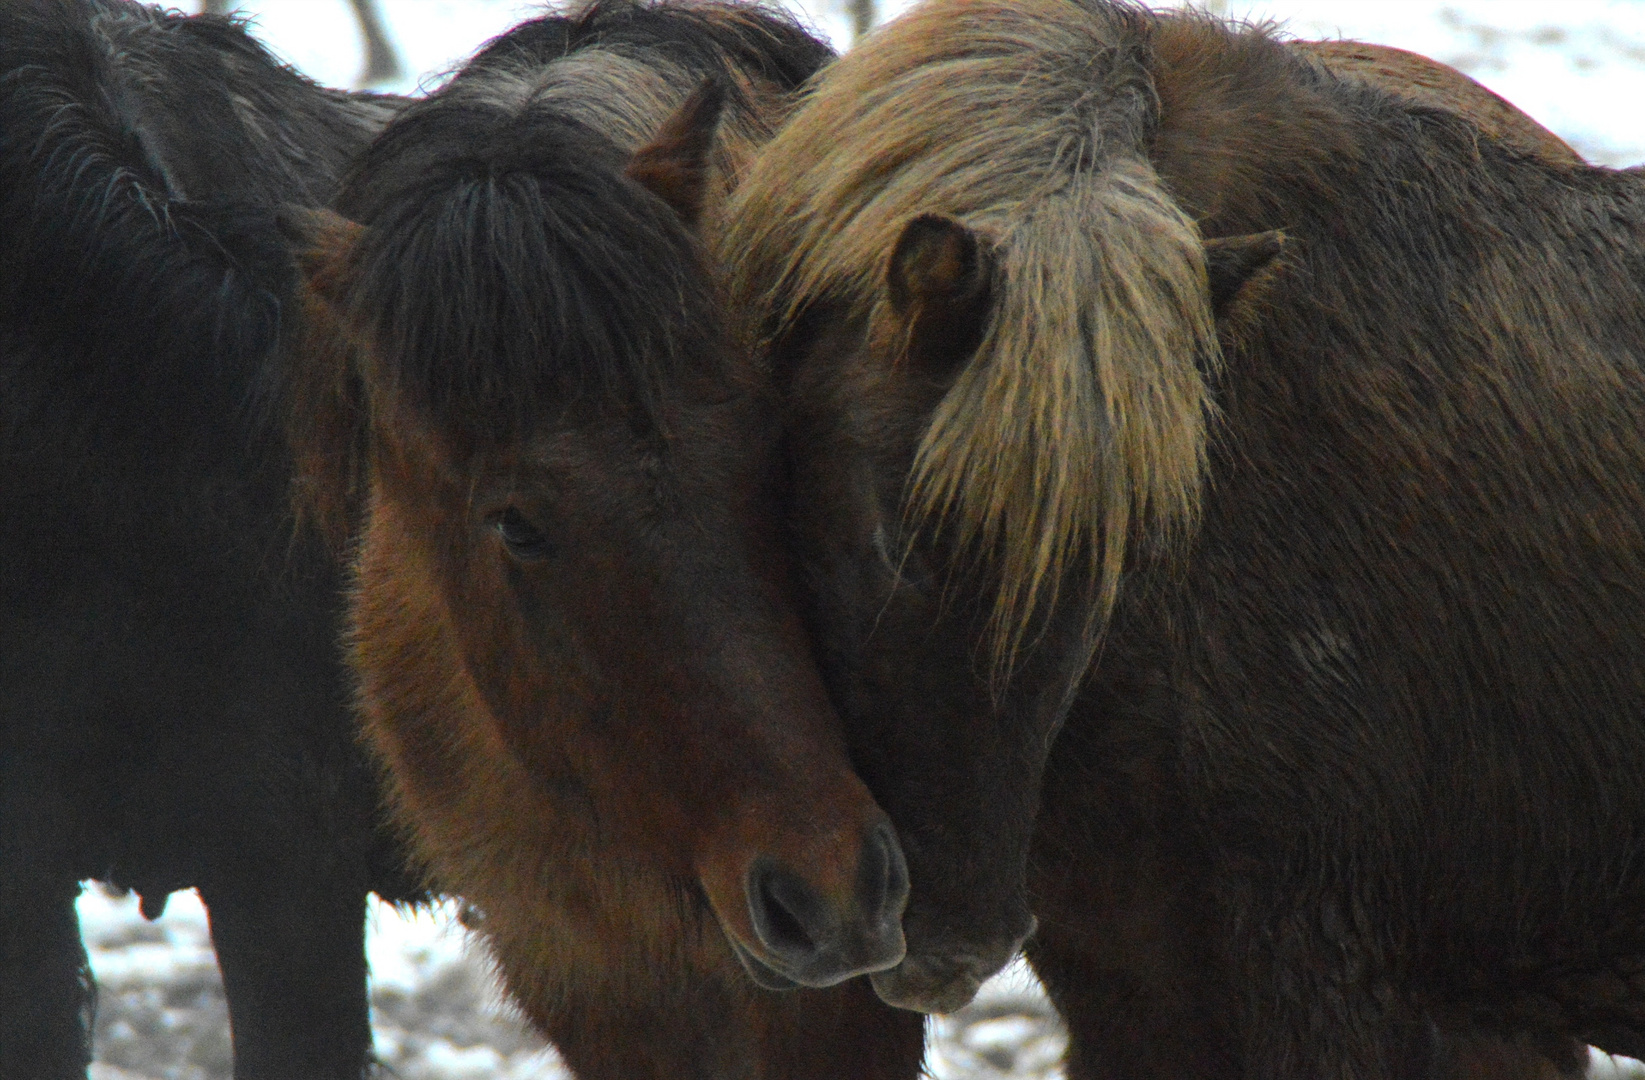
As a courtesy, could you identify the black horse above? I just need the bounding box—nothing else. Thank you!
[0,2,418,1077]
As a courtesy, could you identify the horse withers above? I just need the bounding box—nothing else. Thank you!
[0,1,419,1078]
[728,0,1645,1075]
[283,3,923,1076]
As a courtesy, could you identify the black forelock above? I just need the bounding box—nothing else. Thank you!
[321,0,831,444]
[461,0,832,99]
[335,100,719,439]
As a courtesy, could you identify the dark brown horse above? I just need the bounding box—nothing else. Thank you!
[727,0,1645,1076]
[284,3,924,1076]
[0,1,419,1077]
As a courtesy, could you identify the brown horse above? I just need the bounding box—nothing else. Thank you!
[283,2,924,1076]
[727,0,1645,1076]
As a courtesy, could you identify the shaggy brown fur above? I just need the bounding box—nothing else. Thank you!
[728,0,1645,1074]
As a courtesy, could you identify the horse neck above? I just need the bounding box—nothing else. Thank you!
[1145,13,1638,242]
[99,8,387,207]
[0,4,393,513]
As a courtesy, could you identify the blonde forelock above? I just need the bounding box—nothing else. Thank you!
[725,0,1221,681]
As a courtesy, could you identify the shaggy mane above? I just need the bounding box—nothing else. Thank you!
[323,0,829,440]
[0,0,399,446]
[334,106,715,437]
[289,0,832,540]
[439,0,829,232]
[725,0,1221,677]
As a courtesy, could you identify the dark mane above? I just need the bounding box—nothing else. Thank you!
[460,0,830,100]
[325,0,825,442]
[0,0,398,447]
[333,106,715,437]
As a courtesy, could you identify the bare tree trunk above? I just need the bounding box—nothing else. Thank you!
[847,0,876,44]
[348,0,402,87]
[196,1,400,89]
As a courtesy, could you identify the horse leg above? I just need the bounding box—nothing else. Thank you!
[0,875,94,1080]
[1025,693,1239,1080]
[199,874,371,1080]
[1034,699,1586,1080]
[1435,1031,1586,1080]
[1032,868,1575,1080]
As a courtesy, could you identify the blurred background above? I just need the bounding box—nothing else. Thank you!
[80,2,1645,1078]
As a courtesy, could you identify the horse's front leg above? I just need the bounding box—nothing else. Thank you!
[199,873,372,1080]
[0,872,94,1080]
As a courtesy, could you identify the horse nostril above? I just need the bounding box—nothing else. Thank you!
[747,858,832,961]
[739,829,909,986]
[859,821,910,926]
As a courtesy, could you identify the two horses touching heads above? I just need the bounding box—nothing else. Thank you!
[291,0,1645,1077]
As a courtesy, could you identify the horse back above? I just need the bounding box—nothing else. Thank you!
[0,0,403,467]
[1293,40,1582,165]
[1144,11,1645,966]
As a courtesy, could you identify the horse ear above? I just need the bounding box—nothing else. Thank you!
[625,78,727,228]
[277,205,369,551]
[277,206,363,312]
[887,213,994,381]
[1203,230,1286,320]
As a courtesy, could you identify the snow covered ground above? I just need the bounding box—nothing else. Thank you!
[72,884,1645,1080]
[76,885,1065,1079]
[69,2,1645,1077]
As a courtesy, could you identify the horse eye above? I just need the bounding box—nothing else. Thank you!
[495,508,553,561]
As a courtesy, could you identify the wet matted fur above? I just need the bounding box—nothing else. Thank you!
[728,0,1645,1074]
[0,1,416,1078]
[286,4,926,1078]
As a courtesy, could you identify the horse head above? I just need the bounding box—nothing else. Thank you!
[725,0,1287,1014]
[283,76,908,998]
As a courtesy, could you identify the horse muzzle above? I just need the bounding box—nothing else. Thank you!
[723,820,910,989]
[868,913,1036,1014]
